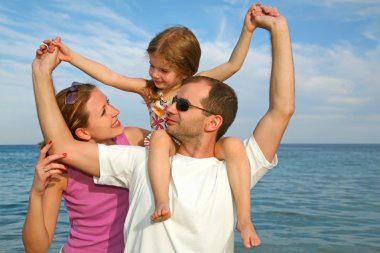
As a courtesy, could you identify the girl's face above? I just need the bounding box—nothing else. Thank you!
[83,89,123,144]
[149,54,186,91]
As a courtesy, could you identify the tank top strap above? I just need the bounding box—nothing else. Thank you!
[113,131,130,145]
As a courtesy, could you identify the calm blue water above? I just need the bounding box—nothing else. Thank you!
[1,144,379,253]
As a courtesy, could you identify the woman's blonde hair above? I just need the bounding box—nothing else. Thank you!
[56,83,97,140]
[38,83,96,148]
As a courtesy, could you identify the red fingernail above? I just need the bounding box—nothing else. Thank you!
[64,165,69,169]
[48,140,53,144]
[62,153,67,157]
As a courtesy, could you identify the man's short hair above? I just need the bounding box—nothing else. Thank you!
[182,76,238,140]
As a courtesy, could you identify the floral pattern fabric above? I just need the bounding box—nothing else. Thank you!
[144,93,172,146]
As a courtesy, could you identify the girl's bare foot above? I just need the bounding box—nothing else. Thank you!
[150,202,171,222]
[236,220,261,248]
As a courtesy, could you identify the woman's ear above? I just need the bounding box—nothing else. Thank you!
[74,128,91,141]
[205,115,223,133]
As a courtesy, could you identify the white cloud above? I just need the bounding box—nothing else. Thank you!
[55,1,151,39]
[310,0,380,7]
[197,27,380,142]
[286,0,380,23]
[292,41,379,111]
[1,1,380,144]
[362,25,380,43]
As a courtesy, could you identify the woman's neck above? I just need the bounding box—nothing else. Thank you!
[89,138,115,145]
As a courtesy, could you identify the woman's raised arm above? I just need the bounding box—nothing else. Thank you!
[32,44,101,176]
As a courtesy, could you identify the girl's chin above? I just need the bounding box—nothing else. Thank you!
[154,81,166,88]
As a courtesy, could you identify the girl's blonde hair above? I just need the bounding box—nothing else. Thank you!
[144,26,201,104]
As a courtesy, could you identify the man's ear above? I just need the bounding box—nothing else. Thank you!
[74,128,91,141]
[205,115,223,133]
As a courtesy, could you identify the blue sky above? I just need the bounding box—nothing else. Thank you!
[1,0,379,144]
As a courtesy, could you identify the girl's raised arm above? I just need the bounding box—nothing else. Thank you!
[197,3,261,82]
[51,37,147,97]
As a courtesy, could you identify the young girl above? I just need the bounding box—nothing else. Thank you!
[49,3,273,248]
[23,81,148,252]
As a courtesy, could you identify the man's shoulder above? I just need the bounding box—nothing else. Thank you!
[171,154,220,165]
[170,154,224,175]
[99,144,148,163]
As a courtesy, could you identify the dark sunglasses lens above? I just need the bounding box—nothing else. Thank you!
[176,98,189,112]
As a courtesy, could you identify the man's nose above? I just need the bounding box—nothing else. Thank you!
[166,102,176,115]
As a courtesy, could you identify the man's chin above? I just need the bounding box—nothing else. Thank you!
[166,126,173,135]
[166,126,178,137]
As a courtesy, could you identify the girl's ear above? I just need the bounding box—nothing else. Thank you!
[74,128,91,141]
[205,115,223,133]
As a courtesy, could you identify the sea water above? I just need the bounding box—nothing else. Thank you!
[1,144,379,252]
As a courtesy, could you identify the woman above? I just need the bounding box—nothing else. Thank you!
[22,77,148,252]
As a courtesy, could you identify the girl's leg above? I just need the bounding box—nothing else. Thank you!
[148,130,176,222]
[215,137,261,248]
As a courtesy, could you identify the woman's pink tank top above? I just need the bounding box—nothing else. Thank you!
[62,133,130,253]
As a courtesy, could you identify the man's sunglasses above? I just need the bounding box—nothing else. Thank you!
[171,96,216,115]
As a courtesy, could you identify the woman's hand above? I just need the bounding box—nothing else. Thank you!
[31,141,68,196]
[32,40,61,75]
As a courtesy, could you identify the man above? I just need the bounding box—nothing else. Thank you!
[32,6,294,253]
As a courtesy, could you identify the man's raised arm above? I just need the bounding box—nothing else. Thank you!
[32,44,101,176]
[252,11,295,162]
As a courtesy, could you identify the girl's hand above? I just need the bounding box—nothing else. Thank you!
[244,3,263,32]
[43,37,73,62]
[31,141,68,196]
[245,3,281,32]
